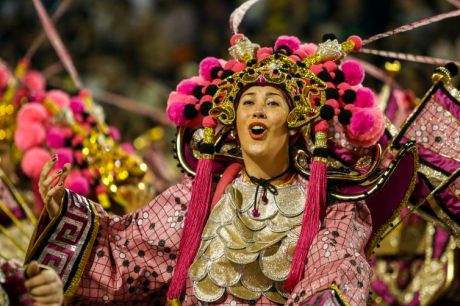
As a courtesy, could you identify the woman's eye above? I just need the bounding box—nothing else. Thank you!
[267,100,280,106]
[242,100,253,105]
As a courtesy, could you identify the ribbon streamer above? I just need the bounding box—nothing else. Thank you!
[25,0,73,61]
[360,48,460,66]
[230,0,263,34]
[363,9,460,45]
[31,0,82,89]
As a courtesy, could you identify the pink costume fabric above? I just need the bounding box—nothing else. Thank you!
[26,175,372,305]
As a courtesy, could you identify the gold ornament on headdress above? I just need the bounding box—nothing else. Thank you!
[209,36,357,129]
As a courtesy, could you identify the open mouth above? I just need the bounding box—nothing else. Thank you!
[249,123,268,139]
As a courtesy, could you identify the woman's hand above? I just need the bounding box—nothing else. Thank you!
[38,155,70,219]
[24,261,64,306]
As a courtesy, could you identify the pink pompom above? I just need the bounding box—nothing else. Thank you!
[70,97,85,114]
[56,148,74,169]
[274,35,301,53]
[167,102,187,126]
[199,57,221,81]
[355,87,375,108]
[47,128,66,148]
[326,98,339,109]
[342,60,364,86]
[66,171,89,196]
[349,111,375,136]
[14,122,46,151]
[298,43,318,57]
[202,116,217,128]
[0,64,11,89]
[200,95,213,104]
[347,35,362,51]
[167,92,199,126]
[17,103,48,125]
[23,70,46,92]
[230,34,244,46]
[177,78,200,95]
[224,60,246,73]
[314,120,329,132]
[46,90,70,109]
[337,82,351,91]
[121,143,135,154]
[310,64,323,75]
[109,126,121,141]
[21,147,51,178]
[96,184,107,194]
[323,61,338,72]
[346,108,385,147]
[256,47,273,61]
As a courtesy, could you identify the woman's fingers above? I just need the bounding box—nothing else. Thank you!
[25,269,57,289]
[44,164,70,218]
[39,155,58,197]
[29,282,61,297]
[25,267,63,305]
[25,261,41,279]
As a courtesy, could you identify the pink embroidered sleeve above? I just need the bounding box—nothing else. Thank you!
[285,201,373,306]
[73,176,193,304]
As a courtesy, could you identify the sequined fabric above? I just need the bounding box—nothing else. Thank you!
[189,177,305,303]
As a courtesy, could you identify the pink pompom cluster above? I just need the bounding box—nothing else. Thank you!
[310,59,384,147]
[166,34,384,148]
[6,63,126,198]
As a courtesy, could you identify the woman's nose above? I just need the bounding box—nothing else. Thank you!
[252,109,266,119]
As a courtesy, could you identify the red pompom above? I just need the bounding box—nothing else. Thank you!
[21,147,51,178]
[355,87,375,108]
[199,57,222,81]
[341,60,364,86]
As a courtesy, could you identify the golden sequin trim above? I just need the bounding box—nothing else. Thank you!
[189,176,306,303]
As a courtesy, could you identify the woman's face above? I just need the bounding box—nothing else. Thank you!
[236,86,293,161]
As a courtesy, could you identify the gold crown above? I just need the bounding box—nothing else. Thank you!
[209,36,356,129]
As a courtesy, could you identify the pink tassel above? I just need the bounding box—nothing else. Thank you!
[211,163,242,208]
[167,156,215,300]
[284,124,328,292]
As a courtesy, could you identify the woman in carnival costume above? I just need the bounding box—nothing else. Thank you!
[24,2,420,305]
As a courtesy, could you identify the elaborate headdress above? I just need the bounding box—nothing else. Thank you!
[165,1,387,302]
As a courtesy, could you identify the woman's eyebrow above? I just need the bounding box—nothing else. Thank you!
[241,92,255,97]
[266,92,282,98]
